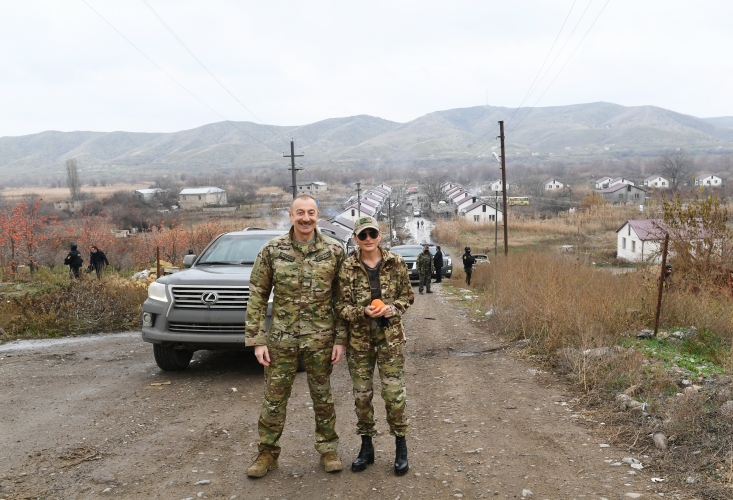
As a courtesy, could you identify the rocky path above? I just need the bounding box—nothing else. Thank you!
[0,284,664,499]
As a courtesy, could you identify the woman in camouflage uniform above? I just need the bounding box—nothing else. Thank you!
[336,215,415,475]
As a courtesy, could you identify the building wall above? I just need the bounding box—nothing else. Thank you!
[462,205,503,223]
[600,186,646,205]
[617,225,661,263]
[695,176,722,186]
[179,191,227,209]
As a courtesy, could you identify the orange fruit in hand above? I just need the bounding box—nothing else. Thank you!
[371,299,386,311]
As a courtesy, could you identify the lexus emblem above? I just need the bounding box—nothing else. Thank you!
[201,292,219,305]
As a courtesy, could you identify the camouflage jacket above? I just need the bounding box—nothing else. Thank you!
[416,250,433,274]
[336,248,414,352]
[245,227,346,349]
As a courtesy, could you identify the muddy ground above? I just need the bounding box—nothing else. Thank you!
[1,283,681,500]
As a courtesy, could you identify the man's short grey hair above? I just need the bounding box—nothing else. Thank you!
[290,194,318,211]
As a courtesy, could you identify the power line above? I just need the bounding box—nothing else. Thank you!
[453,1,582,171]
[81,0,280,153]
[505,0,578,127]
[139,0,289,145]
[510,0,611,132]
[520,0,594,109]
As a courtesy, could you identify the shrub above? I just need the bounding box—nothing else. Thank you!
[0,276,147,338]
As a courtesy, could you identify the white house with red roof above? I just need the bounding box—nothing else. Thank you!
[616,219,665,262]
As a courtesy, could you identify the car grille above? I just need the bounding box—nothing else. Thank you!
[405,262,414,269]
[170,286,249,309]
[168,322,245,334]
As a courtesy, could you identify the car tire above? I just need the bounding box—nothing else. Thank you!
[297,352,306,372]
[153,344,194,371]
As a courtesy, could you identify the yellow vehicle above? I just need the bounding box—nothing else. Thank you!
[508,196,530,206]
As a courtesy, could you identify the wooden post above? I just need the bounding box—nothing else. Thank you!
[156,246,161,278]
[653,234,670,335]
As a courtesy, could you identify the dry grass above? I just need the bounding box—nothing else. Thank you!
[460,250,733,495]
[0,184,150,202]
[0,271,147,338]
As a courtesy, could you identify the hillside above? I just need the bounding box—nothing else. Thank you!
[2,102,733,183]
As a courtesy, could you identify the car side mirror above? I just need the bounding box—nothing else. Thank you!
[183,254,196,268]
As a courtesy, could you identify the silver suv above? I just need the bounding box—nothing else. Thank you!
[141,229,284,371]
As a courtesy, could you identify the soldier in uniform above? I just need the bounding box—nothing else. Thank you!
[462,246,476,285]
[416,244,433,295]
[336,215,414,475]
[245,194,346,478]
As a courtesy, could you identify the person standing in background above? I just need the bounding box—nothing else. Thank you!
[64,243,83,279]
[433,245,444,284]
[416,244,433,295]
[89,246,109,279]
[462,246,476,285]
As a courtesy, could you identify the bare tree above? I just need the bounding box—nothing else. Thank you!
[66,158,82,201]
[420,173,447,203]
[659,151,692,190]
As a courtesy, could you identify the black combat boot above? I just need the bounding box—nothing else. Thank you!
[394,436,409,475]
[351,435,374,472]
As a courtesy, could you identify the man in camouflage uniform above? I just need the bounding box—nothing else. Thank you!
[416,244,434,294]
[336,215,415,475]
[245,194,346,478]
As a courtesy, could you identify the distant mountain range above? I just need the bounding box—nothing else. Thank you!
[1,102,732,183]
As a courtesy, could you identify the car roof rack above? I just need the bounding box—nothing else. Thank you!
[243,227,266,231]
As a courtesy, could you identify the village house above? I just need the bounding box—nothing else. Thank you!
[694,174,723,187]
[616,219,665,263]
[609,177,634,187]
[595,177,612,189]
[296,181,328,194]
[134,188,165,203]
[596,183,647,205]
[544,179,564,191]
[487,179,503,192]
[643,175,669,188]
[460,200,503,223]
[178,187,227,209]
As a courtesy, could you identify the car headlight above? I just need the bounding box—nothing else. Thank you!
[147,282,168,303]
[446,258,452,266]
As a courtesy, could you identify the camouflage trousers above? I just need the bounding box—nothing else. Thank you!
[346,325,408,437]
[418,273,431,292]
[258,346,338,459]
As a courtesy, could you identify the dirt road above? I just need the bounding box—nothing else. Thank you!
[1,284,665,499]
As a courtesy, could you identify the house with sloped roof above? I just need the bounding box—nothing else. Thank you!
[297,181,328,194]
[610,177,634,187]
[179,187,227,209]
[616,219,666,262]
[596,183,646,205]
[134,188,165,203]
[694,174,723,187]
[544,179,564,191]
[487,179,503,192]
[595,177,613,189]
[460,200,503,223]
[643,175,669,188]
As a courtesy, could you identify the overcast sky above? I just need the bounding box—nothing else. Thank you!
[1,1,732,138]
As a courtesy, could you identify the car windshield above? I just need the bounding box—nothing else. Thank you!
[197,234,272,265]
[392,247,435,258]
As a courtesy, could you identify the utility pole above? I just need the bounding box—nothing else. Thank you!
[494,190,499,256]
[355,182,362,217]
[654,234,670,335]
[388,197,392,247]
[498,121,509,256]
[283,139,304,199]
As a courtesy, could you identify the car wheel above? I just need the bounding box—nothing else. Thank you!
[153,344,194,371]
[297,352,306,372]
